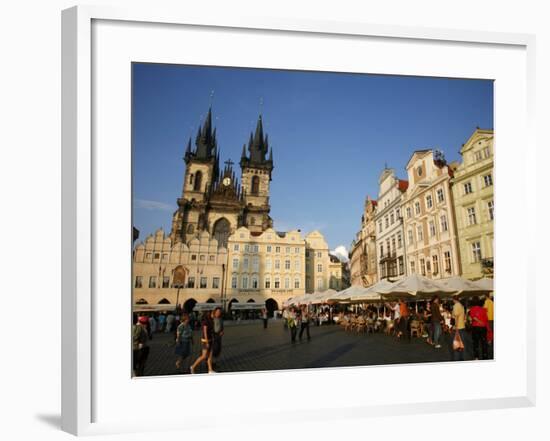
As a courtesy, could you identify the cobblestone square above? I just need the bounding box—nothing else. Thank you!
[142,319,490,376]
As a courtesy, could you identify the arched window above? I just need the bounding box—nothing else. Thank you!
[250,217,256,225]
[251,175,260,195]
[187,224,194,234]
[213,217,231,249]
[189,173,194,185]
[193,171,202,191]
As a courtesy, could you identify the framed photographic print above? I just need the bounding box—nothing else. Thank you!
[62,5,536,436]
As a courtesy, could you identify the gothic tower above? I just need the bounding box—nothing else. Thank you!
[170,107,220,245]
[239,115,274,233]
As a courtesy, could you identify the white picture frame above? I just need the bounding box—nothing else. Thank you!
[62,5,536,436]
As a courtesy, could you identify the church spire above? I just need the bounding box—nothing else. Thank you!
[194,106,216,160]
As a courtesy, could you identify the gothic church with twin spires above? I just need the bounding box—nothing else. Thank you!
[169,107,274,248]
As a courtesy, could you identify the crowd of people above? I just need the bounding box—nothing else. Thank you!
[329,293,493,361]
[132,306,226,376]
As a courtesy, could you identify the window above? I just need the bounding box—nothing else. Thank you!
[191,254,197,261]
[420,258,426,276]
[200,254,205,261]
[275,246,281,253]
[464,182,473,195]
[241,276,248,289]
[148,276,156,288]
[471,242,482,263]
[386,239,390,255]
[398,256,404,275]
[295,247,300,254]
[294,278,300,289]
[317,251,322,258]
[231,276,237,289]
[378,221,382,233]
[209,255,215,262]
[145,253,152,260]
[135,276,143,288]
[252,256,259,271]
[275,259,280,270]
[200,277,207,289]
[251,175,260,195]
[266,258,272,271]
[187,277,195,289]
[467,207,477,225]
[437,188,444,203]
[286,247,291,254]
[284,277,290,289]
[475,151,483,161]
[432,255,439,275]
[294,260,300,271]
[417,225,423,242]
[483,146,491,158]
[385,216,389,228]
[317,264,323,273]
[232,258,239,270]
[162,253,168,261]
[380,244,384,257]
[266,245,272,253]
[252,276,259,289]
[265,276,271,289]
[233,244,239,251]
[407,230,413,245]
[444,251,452,273]
[429,220,436,237]
[483,174,493,187]
[487,200,494,220]
[244,244,250,252]
[440,215,448,232]
[391,237,396,252]
[426,259,431,273]
[212,277,220,289]
[390,212,394,224]
[253,245,259,253]
[396,208,401,219]
[243,257,249,270]
[154,253,160,261]
[162,276,170,288]
[397,233,402,248]
[193,170,202,191]
[317,278,324,290]
[414,201,421,215]
[410,261,416,274]
[426,195,433,209]
[274,277,280,289]
[285,259,291,270]
[406,207,412,218]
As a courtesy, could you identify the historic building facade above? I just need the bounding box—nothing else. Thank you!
[451,128,494,279]
[402,150,461,279]
[133,107,340,313]
[349,197,378,287]
[374,168,408,281]
[225,227,306,311]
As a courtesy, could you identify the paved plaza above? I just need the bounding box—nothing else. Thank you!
[142,320,492,376]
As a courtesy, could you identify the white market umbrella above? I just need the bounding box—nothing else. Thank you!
[436,276,490,298]
[309,289,337,305]
[474,277,494,292]
[377,274,456,300]
[346,285,383,303]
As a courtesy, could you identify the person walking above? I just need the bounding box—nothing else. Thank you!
[165,312,175,333]
[148,314,157,335]
[451,295,467,361]
[261,308,268,329]
[174,313,193,372]
[299,305,311,341]
[469,296,489,360]
[190,310,215,374]
[431,296,443,349]
[282,308,289,329]
[399,300,410,340]
[158,312,166,332]
[211,307,224,370]
[287,307,298,343]
[132,315,150,376]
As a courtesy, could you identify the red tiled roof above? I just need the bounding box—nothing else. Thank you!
[398,180,409,192]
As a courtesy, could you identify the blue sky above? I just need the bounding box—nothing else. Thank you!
[132,63,493,257]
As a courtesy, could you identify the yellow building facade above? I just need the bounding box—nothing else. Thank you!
[451,128,494,279]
